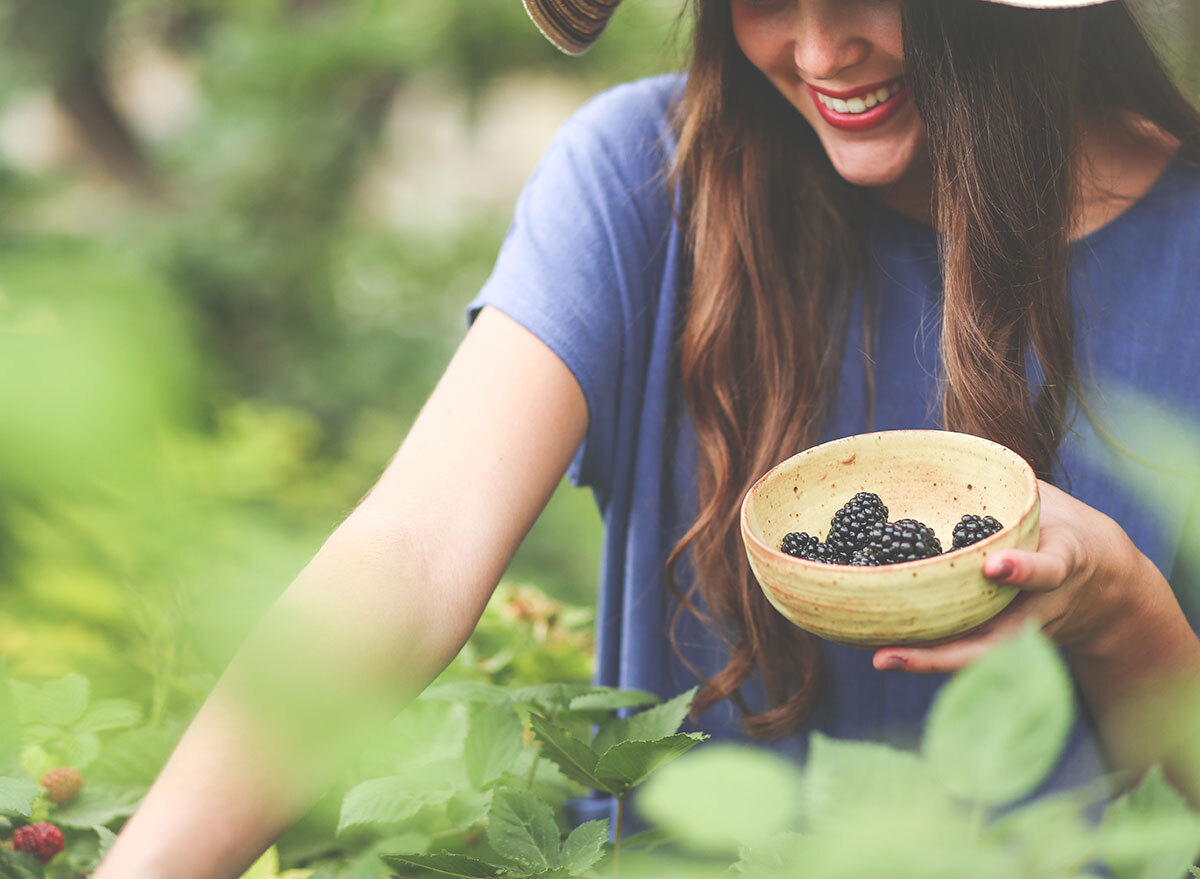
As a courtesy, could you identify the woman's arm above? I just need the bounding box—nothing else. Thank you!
[92,306,589,879]
[873,482,1200,796]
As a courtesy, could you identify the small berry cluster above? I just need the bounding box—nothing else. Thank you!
[11,822,64,864]
[779,492,1002,567]
[41,766,84,806]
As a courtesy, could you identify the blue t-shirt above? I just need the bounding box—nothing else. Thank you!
[468,74,1200,800]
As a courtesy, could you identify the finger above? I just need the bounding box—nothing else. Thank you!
[983,547,1071,592]
[873,603,1036,674]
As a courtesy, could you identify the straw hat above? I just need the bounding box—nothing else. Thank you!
[524,0,1117,56]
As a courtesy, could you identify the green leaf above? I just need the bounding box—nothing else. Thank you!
[0,850,43,879]
[75,700,142,735]
[528,715,602,791]
[594,733,707,796]
[0,777,40,818]
[14,675,89,728]
[380,852,498,878]
[0,665,19,773]
[566,690,659,713]
[92,825,118,863]
[87,726,176,786]
[60,733,101,769]
[420,683,511,706]
[638,744,801,854]
[486,788,562,871]
[1099,765,1200,879]
[464,703,523,789]
[52,783,143,828]
[338,776,454,834]
[560,819,608,874]
[923,624,1074,806]
[987,790,1096,879]
[803,734,951,826]
[511,685,595,715]
[592,688,697,755]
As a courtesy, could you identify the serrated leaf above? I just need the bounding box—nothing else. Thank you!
[592,688,696,755]
[638,744,801,854]
[486,788,561,871]
[923,624,1073,806]
[420,682,511,706]
[464,703,522,789]
[0,777,40,818]
[528,716,602,792]
[381,852,498,878]
[93,825,117,862]
[0,850,43,879]
[76,700,142,735]
[1099,765,1200,879]
[594,733,707,796]
[560,819,608,873]
[87,726,176,786]
[52,783,143,828]
[338,774,456,834]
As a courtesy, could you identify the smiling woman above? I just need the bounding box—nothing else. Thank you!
[92,1,1200,876]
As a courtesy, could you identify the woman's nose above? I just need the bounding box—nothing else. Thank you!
[791,3,871,82]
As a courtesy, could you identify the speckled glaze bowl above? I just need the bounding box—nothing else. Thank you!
[740,430,1040,647]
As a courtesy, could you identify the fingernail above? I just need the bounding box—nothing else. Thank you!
[989,560,1014,582]
[878,656,906,671]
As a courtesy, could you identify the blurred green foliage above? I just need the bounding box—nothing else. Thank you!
[0,0,685,708]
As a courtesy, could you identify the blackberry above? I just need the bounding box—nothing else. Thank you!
[864,518,943,564]
[40,766,83,806]
[780,532,840,564]
[780,531,820,558]
[827,492,889,558]
[848,547,880,566]
[952,514,1003,549]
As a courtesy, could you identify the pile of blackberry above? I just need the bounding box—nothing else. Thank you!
[778,492,1002,567]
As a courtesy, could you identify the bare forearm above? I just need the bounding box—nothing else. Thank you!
[1066,553,1200,797]
[93,510,489,879]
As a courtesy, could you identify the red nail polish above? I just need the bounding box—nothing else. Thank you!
[991,560,1014,581]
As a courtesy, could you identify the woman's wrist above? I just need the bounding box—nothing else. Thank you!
[1065,548,1199,683]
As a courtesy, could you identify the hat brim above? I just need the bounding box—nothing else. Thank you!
[524,0,1118,56]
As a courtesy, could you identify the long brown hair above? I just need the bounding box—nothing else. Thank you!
[666,0,1200,738]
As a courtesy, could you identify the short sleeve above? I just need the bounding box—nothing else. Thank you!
[467,75,681,504]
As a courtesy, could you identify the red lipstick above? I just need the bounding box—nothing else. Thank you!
[806,78,909,133]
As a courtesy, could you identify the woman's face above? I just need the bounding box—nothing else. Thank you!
[731,0,928,195]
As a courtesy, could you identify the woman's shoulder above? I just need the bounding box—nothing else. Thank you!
[548,73,685,175]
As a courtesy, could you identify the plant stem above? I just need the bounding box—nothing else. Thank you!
[614,793,625,878]
[525,742,541,790]
[969,798,986,842]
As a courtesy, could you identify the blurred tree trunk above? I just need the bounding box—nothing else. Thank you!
[3,0,162,199]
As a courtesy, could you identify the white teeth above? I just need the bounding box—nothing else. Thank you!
[816,79,903,116]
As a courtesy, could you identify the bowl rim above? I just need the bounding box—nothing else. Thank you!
[739,428,1040,573]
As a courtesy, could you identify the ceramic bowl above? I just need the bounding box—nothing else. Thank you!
[740,430,1039,647]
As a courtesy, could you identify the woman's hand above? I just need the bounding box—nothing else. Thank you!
[871,480,1176,674]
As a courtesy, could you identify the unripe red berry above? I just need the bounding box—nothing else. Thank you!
[40,766,84,806]
[12,822,65,864]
